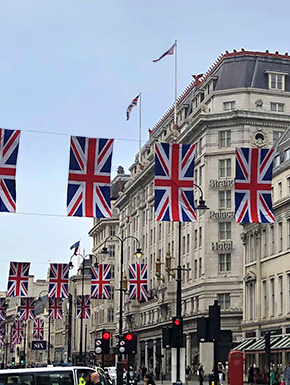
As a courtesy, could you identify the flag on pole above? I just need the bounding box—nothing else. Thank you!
[48,263,69,298]
[33,319,44,340]
[19,297,35,320]
[155,142,197,222]
[76,295,91,319]
[129,263,148,301]
[70,240,80,255]
[152,43,175,63]
[49,298,63,319]
[235,147,274,223]
[126,94,140,121]
[0,128,21,212]
[7,262,30,297]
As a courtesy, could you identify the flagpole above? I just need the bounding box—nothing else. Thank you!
[138,92,142,167]
[174,40,178,128]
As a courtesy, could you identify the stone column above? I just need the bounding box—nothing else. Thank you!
[186,334,191,367]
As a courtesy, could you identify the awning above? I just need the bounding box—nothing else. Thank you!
[271,336,290,350]
[245,336,281,352]
[234,339,256,351]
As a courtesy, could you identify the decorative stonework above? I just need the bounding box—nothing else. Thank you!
[251,128,269,147]
[244,271,257,283]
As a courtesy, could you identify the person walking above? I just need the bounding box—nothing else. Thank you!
[248,363,254,385]
[284,363,290,385]
[197,364,204,385]
[143,374,155,385]
[185,366,191,384]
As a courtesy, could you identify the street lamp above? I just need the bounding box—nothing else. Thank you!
[69,252,95,364]
[100,234,142,385]
[36,290,51,365]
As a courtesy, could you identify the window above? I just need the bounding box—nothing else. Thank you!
[107,308,114,323]
[110,265,115,279]
[219,130,231,147]
[199,227,202,248]
[194,229,198,249]
[279,275,283,315]
[262,228,268,258]
[223,101,236,111]
[262,280,267,318]
[267,72,286,90]
[187,263,190,282]
[109,245,115,258]
[109,226,116,236]
[219,190,231,209]
[187,234,190,254]
[219,254,231,272]
[182,236,186,256]
[278,222,283,252]
[194,260,197,279]
[219,159,231,178]
[273,131,282,145]
[219,222,231,241]
[285,149,290,161]
[288,219,290,249]
[217,293,230,310]
[270,277,275,316]
[270,102,285,112]
[278,181,283,198]
[199,257,202,277]
[270,225,275,255]
[199,166,203,185]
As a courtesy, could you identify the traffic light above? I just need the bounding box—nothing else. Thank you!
[265,332,271,355]
[95,332,111,355]
[209,300,220,342]
[162,327,172,348]
[172,316,183,347]
[125,332,137,354]
[118,334,126,354]
[20,356,25,367]
[11,357,15,366]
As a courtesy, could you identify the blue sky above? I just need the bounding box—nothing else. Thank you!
[0,0,290,289]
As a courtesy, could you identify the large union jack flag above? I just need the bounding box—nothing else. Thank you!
[0,298,7,321]
[49,298,63,319]
[12,319,24,345]
[155,143,197,222]
[76,295,91,319]
[129,263,148,301]
[48,263,69,298]
[19,297,35,320]
[7,262,30,297]
[67,136,114,218]
[33,318,44,340]
[91,264,111,299]
[235,147,274,223]
[0,128,21,213]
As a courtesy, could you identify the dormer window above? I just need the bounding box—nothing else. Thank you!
[285,148,290,161]
[266,71,287,90]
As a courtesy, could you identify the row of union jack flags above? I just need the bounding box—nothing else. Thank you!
[0,128,275,223]
[6,261,148,301]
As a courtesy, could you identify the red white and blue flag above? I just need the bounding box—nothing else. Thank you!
[19,297,35,320]
[129,263,148,301]
[70,240,80,255]
[91,264,111,299]
[0,298,7,321]
[76,295,91,319]
[126,94,139,121]
[12,318,24,345]
[49,298,63,319]
[48,263,69,298]
[0,128,21,213]
[33,318,44,340]
[155,143,197,222]
[152,42,175,62]
[67,136,114,218]
[7,262,30,297]
[235,147,274,223]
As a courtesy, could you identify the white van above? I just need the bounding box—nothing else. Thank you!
[0,366,108,385]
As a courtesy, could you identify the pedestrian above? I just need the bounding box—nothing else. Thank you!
[143,374,155,385]
[248,363,254,385]
[141,364,147,378]
[197,364,204,385]
[270,367,275,385]
[284,363,290,385]
[185,366,191,384]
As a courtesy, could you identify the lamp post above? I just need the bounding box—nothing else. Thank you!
[101,235,142,385]
[69,252,95,364]
[37,290,51,365]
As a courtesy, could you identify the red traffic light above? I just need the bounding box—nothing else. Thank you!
[174,319,180,326]
[125,333,133,341]
[102,332,110,340]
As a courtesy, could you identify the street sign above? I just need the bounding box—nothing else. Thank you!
[31,341,47,350]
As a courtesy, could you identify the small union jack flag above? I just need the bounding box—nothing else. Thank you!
[129,263,148,301]
[0,128,21,212]
[7,262,30,297]
[49,298,63,319]
[0,298,7,321]
[76,295,91,319]
[67,136,114,218]
[91,264,111,299]
[235,147,275,223]
[155,143,197,222]
[19,297,35,320]
[12,318,24,345]
[33,318,44,340]
[48,263,69,298]
[126,94,140,121]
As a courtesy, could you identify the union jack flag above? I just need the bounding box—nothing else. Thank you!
[126,94,139,121]
[235,147,275,223]
[76,295,91,319]
[7,262,30,297]
[19,297,35,320]
[12,318,24,345]
[0,298,7,320]
[91,264,111,299]
[49,298,63,319]
[67,136,114,218]
[129,263,148,301]
[48,263,69,298]
[155,143,197,221]
[33,318,44,340]
[0,128,21,212]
